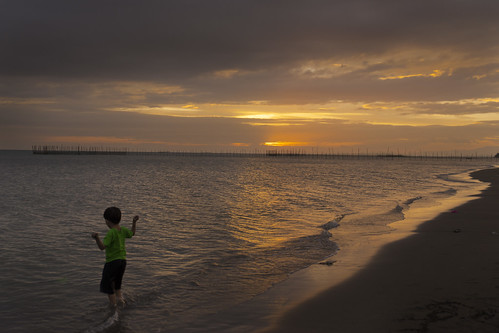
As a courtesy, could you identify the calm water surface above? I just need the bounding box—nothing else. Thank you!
[0,151,494,332]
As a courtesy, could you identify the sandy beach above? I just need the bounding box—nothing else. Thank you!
[263,167,499,332]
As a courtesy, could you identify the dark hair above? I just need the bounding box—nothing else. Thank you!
[104,207,121,224]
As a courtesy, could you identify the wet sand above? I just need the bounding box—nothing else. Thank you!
[263,167,499,332]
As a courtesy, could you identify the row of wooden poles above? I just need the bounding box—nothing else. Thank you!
[32,145,498,160]
[32,145,128,155]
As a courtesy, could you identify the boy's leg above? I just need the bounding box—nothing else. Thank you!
[113,260,127,305]
[115,289,125,305]
[101,262,117,306]
[101,260,126,307]
[108,293,117,307]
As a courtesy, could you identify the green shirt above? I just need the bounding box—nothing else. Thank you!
[103,227,134,262]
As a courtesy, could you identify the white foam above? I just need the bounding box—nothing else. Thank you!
[84,308,119,333]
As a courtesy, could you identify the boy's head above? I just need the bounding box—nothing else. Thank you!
[103,207,121,224]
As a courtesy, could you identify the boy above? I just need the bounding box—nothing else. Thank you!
[92,206,139,307]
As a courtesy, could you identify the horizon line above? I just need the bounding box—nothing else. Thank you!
[26,145,499,159]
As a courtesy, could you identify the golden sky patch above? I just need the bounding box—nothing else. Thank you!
[242,122,302,127]
[379,69,444,80]
[106,97,499,128]
[263,141,312,147]
[182,104,199,109]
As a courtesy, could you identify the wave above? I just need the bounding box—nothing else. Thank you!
[83,308,120,333]
[346,196,424,228]
[403,196,423,205]
[392,204,404,213]
[262,230,339,273]
[390,196,424,214]
[436,169,485,185]
[433,188,457,196]
[320,214,346,231]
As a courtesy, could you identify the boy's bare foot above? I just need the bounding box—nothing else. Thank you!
[118,297,126,308]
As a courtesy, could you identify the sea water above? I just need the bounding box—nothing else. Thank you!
[0,151,495,332]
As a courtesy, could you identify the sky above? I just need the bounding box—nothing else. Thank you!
[1,0,499,154]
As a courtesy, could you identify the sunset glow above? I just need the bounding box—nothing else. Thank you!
[264,141,312,147]
[1,1,498,154]
[379,69,445,80]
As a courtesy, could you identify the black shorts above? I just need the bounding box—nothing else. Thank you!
[100,259,127,294]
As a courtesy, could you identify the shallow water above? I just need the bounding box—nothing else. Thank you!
[0,151,494,332]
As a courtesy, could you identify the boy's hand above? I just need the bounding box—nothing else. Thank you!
[132,215,139,236]
[92,232,106,250]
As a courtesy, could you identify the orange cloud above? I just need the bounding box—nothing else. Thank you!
[379,69,444,80]
[182,104,199,109]
[263,141,312,147]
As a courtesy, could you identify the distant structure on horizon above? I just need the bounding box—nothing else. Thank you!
[32,145,127,155]
[31,145,497,160]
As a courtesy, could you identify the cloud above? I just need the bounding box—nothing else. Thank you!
[0,103,269,148]
[2,1,498,81]
[1,1,499,152]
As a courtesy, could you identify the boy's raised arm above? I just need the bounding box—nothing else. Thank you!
[91,232,106,250]
[132,215,139,235]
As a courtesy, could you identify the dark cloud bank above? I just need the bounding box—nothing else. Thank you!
[2,0,498,81]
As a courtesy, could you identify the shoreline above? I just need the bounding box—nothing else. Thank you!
[260,167,499,332]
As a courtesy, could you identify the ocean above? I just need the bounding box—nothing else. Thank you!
[0,151,495,332]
